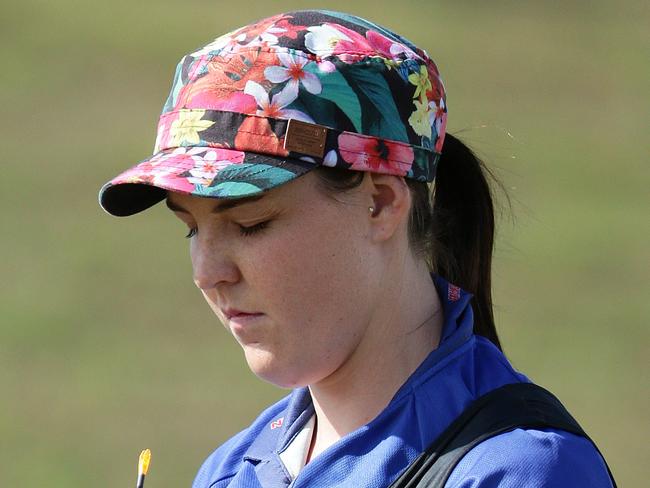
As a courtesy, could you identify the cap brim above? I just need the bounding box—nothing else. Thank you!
[99,146,318,217]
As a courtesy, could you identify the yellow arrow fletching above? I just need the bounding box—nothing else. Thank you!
[138,449,151,476]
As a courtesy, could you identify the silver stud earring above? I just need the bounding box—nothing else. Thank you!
[369,206,375,215]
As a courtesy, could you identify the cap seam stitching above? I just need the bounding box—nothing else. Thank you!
[196,45,426,65]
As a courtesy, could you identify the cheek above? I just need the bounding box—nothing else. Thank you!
[252,214,373,312]
[248,213,375,360]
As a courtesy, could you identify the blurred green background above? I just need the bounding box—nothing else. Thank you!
[1,0,648,486]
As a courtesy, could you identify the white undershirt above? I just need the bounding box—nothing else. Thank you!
[279,414,316,480]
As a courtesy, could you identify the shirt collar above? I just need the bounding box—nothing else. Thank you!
[434,273,474,344]
[243,387,313,463]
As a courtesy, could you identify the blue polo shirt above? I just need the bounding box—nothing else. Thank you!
[192,276,613,487]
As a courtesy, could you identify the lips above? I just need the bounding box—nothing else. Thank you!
[222,308,263,320]
[222,308,264,342]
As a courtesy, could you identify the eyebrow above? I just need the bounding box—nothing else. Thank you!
[165,194,266,214]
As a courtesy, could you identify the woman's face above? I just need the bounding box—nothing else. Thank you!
[166,172,384,388]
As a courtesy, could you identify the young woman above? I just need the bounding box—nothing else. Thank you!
[99,10,615,487]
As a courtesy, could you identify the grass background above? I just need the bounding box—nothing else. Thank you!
[1,0,648,486]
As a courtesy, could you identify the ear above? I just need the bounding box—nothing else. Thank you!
[365,173,411,243]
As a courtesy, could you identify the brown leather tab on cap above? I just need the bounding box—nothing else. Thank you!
[283,119,327,158]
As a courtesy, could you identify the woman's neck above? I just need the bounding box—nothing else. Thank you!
[306,261,442,461]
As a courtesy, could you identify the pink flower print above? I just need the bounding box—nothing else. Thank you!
[153,172,195,193]
[244,80,314,122]
[186,90,258,114]
[307,24,400,63]
[210,147,245,164]
[366,30,417,61]
[149,147,208,193]
[338,133,414,176]
[186,150,240,186]
[264,52,322,99]
[325,23,374,59]
[150,147,203,169]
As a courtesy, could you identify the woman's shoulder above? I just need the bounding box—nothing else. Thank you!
[191,393,293,488]
[445,427,614,488]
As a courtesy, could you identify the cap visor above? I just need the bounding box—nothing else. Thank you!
[99,146,317,217]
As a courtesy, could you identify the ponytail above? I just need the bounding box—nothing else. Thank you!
[409,133,501,350]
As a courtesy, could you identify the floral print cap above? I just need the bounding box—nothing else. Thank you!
[99,10,447,216]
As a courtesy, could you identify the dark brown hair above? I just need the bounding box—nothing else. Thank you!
[314,133,502,350]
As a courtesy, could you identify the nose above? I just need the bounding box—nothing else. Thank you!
[191,235,241,291]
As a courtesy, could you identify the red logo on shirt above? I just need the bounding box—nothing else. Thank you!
[448,285,461,302]
[270,417,284,430]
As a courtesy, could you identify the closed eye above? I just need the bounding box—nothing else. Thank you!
[239,221,270,237]
[183,220,271,239]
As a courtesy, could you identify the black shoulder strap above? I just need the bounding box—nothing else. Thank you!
[389,382,616,487]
